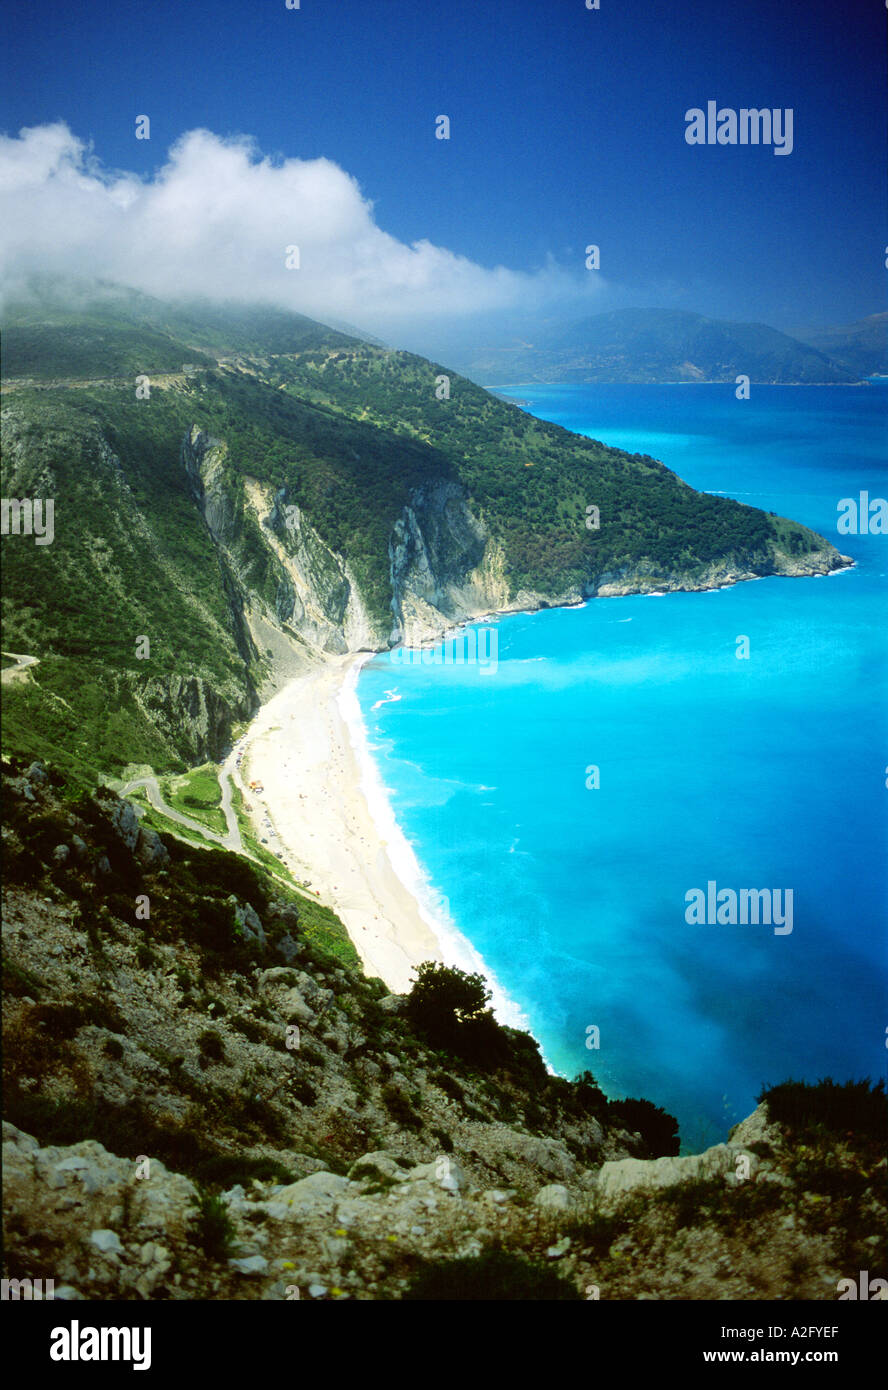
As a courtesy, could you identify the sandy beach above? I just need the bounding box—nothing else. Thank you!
[238,655,445,993]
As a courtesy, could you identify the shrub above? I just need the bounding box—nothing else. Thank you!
[31,1002,84,1039]
[570,1070,609,1117]
[403,1249,583,1301]
[657,1176,725,1229]
[197,1028,226,1063]
[291,1077,317,1106]
[759,1078,887,1144]
[3,959,44,998]
[229,1014,273,1045]
[432,1070,465,1103]
[195,1154,296,1188]
[192,1189,236,1261]
[498,1027,548,1090]
[458,1010,515,1069]
[382,1083,422,1131]
[81,995,127,1033]
[608,1096,680,1157]
[405,962,490,1050]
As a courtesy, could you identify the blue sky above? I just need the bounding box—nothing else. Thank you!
[0,0,884,349]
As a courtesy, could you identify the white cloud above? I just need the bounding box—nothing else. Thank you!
[0,122,604,337]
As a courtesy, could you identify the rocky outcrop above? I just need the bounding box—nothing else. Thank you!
[181,425,852,677]
[3,769,884,1301]
[134,672,252,766]
[591,544,852,599]
[5,1103,882,1300]
[244,477,383,654]
[2,1124,197,1300]
[596,1142,761,1201]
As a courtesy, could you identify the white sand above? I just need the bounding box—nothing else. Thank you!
[238,655,445,992]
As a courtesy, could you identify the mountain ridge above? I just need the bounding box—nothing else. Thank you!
[1,290,851,783]
[454,306,867,385]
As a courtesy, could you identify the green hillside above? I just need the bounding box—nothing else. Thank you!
[1,291,845,783]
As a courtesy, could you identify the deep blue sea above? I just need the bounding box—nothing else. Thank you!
[357,384,888,1148]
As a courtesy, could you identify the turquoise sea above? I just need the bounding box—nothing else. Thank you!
[357,384,888,1147]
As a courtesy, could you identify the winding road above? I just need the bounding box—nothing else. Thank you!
[120,770,247,857]
[3,647,262,864]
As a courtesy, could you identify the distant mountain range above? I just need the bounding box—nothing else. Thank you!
[796,312,888,380]
[455,307,888,386]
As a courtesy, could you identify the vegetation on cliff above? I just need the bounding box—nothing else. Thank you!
[1,290,844,780]
[3,759,883,1301]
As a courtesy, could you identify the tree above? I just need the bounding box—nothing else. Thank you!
[608,1096,680,1157]
[405,961,491,1050]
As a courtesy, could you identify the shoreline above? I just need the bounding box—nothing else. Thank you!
[238,652,530,1029]
[236,543,853,1012]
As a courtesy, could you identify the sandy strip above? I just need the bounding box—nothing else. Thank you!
[238,655,444,993]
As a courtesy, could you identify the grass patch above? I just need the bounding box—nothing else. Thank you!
[192,1189,237,1261]
[162,764,227,836]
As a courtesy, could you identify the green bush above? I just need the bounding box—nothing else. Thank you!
[570,1070,609,1117]
[608,1096,680,1157]
[194,1154,296,1188]
[31,1002,84,1039]
[192,1189,236,1261]
[291,1077,317,1106]
[2,958,43,998]
[759,1078,887,1143]
[198,1028,226,1063]
[229,1014,274,1045]
[405,962,491,1051]
[433,1070,465,1103]
[405,963,548,1084]
[403,1249,583,1301]
[382,1083,422,1131]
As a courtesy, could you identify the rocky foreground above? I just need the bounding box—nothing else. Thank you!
[3,761,884,1300]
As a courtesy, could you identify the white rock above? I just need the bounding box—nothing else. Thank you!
[259,1202,292,1221]
[534,1184,576,1212]
[546,1236,571,1259]
[596,1143,760,1200]
[230,1255,268,1275]
[89,1229,123,1255]
[55,1156,90,1173]
[433,1156,467,1194]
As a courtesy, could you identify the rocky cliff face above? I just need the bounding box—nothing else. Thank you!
[182,428,387,678]
[181,423,851,685]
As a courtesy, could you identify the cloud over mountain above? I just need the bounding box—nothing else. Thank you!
[0,123,603,338]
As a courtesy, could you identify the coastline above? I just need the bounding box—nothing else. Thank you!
[238,651,530,1028]
[236,535,852,1014]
